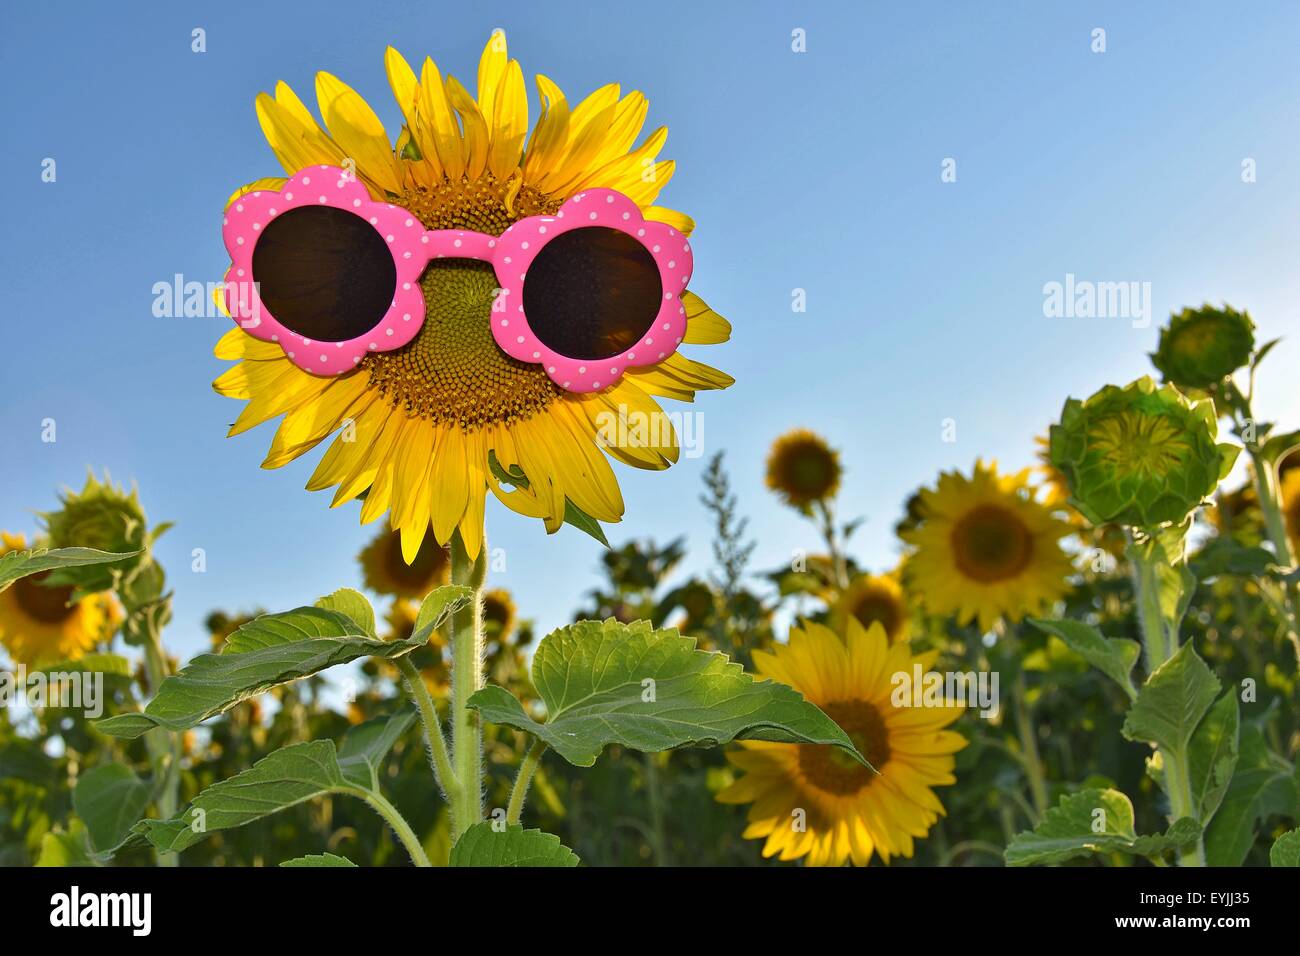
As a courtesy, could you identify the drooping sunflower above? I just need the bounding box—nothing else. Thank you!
[765,429,842,510]
[717,619,965,866]
[213,33,733,562]
[0,533,121,666]
[834,573,910,645]
[900,461,1075,632]
[359,528,450,599]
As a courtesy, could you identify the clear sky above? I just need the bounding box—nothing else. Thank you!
[4,1,1300,660]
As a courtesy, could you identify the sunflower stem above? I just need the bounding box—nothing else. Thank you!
[449,532,487,841]
[506,739,547,825]
[139,605,180,867]
[357,789,432,867]
[397,657,458,802]
[1127,533,1206,866]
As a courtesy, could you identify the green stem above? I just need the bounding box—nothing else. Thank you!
[357,789,432,867]
[449,532,487,841]
[140,612,180,867]
[397,657,458,801]
[643,752,671,866]
[1128,536,1206,866]
[506,739,547,825]
[1011,668,1049,821]
[815,500,849,590]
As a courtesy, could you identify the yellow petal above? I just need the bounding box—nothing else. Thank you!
[444,75,489,181]
[642,205,694,237]
[522,74,570,183]
[487,59,528,182]
[315,71,402,194]
[225,177,288,211]
[475,30,509,127]
[681,292,731,345]
[417,59,465,181]
[255,89,345,174]
[430,429,469,544]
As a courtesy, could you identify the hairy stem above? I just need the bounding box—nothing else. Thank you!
[1128,537,1206,866]
[506,739,547,825]
[358,789,432,867]
[449,533,487,840]
[140,612,180,867]
[398,657,458,801]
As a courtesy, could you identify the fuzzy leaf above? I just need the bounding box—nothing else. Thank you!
[96,597,463,739]
[1029,618,1140,700]
[1270,830,1300,867]
[315,587,376,637]
[1186,691,1239,823]
[1005,788,1200,866]
[137,711,412,854]
[449,823,579,867]
[468,618,868,768]
[1121,642,1219,754]
[0,547,139,593]
[1205,725,1296,865]
[72,763,151,855]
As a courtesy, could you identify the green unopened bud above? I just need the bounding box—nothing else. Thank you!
[1151,304,1255,390]
[1049,377,1239,529]
[39,471,152,592]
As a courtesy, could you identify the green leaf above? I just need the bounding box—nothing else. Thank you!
[1270,830,1300,867]
[96,605,454,738]
[414,585,474,635]
[1005,789,1200,866]
[1205,725,1295,865]
[1186,691,1239,824]
[562,499,610,547]
[35,821,95,867]
[73,763,150,855]
[336,710,416,790]
[0,547,140,593]
[137,740,354,852]
[1029,618,1140,700]
[315,587,376,637]
[468,618,869,768]
[1121,642,1220,754]
[449,823,579,867]
[280,852,357,867]
[137,711,413,853]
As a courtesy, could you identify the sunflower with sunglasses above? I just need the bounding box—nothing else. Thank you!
[214,31,733,561]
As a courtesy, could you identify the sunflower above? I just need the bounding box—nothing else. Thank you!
[717,619,965,866]
[1281,468,1300,558]
[360,528,450,599]
[481,587,517,639]
[834,573,909,645]
[765,429,842,509]
[0,533,121,667]
[900,462,1074,632]
[213,32,733,562]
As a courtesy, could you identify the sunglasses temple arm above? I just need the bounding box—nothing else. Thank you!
[422,229,496,264]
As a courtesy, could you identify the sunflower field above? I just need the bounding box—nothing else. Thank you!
[2,14,1299,909]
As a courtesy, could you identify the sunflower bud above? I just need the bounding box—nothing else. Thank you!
[39,472,154,593]
[1049,377,1239,530]
[1150,304,1255,391]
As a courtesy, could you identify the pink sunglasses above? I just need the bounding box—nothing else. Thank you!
[221,165,694,393]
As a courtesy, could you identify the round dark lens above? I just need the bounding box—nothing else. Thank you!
[521,227,662,361]
[251,205,397,342]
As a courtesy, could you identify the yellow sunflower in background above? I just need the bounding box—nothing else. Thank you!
[901,461,1074,632]
[481,587,517,640]
[717,619,965,866]
[214,32,733,563]
[0,533,121,666]
[765,429,842,510]
[360,528,450,599]
[1033,433,1072,509]
[1281,468,1300,557]
[834,573,910,645]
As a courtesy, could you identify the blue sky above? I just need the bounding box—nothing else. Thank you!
[3,1,1299,660]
